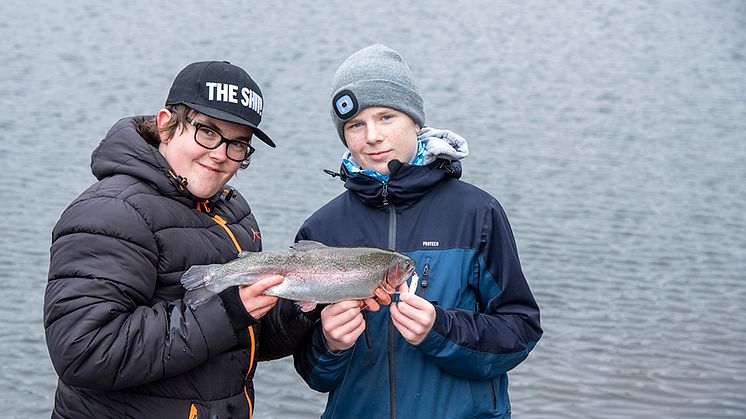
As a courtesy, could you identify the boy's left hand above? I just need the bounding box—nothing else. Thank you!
[390,282,435,345]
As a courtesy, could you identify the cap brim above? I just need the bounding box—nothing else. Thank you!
[184,102,276,148]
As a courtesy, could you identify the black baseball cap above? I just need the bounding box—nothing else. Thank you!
[166,61,275,148]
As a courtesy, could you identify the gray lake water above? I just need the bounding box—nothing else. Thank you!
[1,0,744,417]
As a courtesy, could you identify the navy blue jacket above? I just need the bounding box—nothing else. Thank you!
[294,159,542,418]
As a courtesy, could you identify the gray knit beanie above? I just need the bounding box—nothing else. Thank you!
[330,44,425,145]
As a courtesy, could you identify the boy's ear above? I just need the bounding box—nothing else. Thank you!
[156,108,172,143]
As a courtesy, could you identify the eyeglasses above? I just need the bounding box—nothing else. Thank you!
[186,117,255,162]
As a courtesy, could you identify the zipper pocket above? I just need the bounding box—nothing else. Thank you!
[416,263,430,297]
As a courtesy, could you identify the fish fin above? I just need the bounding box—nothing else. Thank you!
[290,240,328,252]
[183,287,217,308]
[296,300,318,313]
[263,281,285,298]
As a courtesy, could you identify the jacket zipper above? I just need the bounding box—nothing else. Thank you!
[382,182,397,419]
[490,378,497,409]
[211,214,243,253]
[209,213,255,419]
[418,264,430,297]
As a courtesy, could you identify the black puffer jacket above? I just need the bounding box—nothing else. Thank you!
[44,116,315,418]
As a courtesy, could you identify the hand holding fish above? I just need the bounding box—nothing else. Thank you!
[237,275,284,319]
[390,281,435,346]
[321,300,367,352]
[360,287,394,312]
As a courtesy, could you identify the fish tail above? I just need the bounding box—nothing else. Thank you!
[181,264,220,307]
[296,300,318,313]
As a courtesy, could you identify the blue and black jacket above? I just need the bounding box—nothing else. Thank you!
[293,150,542,418]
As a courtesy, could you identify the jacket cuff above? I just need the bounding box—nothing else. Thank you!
[218,286,258,331]
[311,326,349,356]
[417,305,447,351]
[302,303,326,322]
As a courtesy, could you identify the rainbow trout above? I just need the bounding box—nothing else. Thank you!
[181,240,416,309]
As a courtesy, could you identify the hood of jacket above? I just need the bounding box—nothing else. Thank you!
[90,116,222,207]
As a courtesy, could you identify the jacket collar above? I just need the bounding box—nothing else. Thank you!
[341,158,462,208]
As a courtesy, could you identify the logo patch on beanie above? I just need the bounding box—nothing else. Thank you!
[333,90,358,119]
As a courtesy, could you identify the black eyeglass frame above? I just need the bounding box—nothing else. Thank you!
[186,117,256,163]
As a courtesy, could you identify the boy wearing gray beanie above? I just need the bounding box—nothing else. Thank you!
[330,44,425,145]
[293,44,542,419]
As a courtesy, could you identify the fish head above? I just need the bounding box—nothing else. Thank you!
[381,254,417,293]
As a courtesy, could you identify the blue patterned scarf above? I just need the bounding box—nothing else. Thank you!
[342,140,426,183]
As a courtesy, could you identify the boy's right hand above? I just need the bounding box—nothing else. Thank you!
[238,275,284,320]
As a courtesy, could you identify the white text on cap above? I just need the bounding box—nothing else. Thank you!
[204,82,263,116]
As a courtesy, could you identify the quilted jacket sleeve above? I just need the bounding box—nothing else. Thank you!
[44,194,239,391]
[257,299,320,362]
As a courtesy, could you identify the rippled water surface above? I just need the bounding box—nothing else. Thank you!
[1,0,744,417]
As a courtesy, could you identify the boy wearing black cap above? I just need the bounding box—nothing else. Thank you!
[293,44,543,418]
[44,61,315,418]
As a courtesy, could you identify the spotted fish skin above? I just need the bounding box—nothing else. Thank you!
[180,241,416,308]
